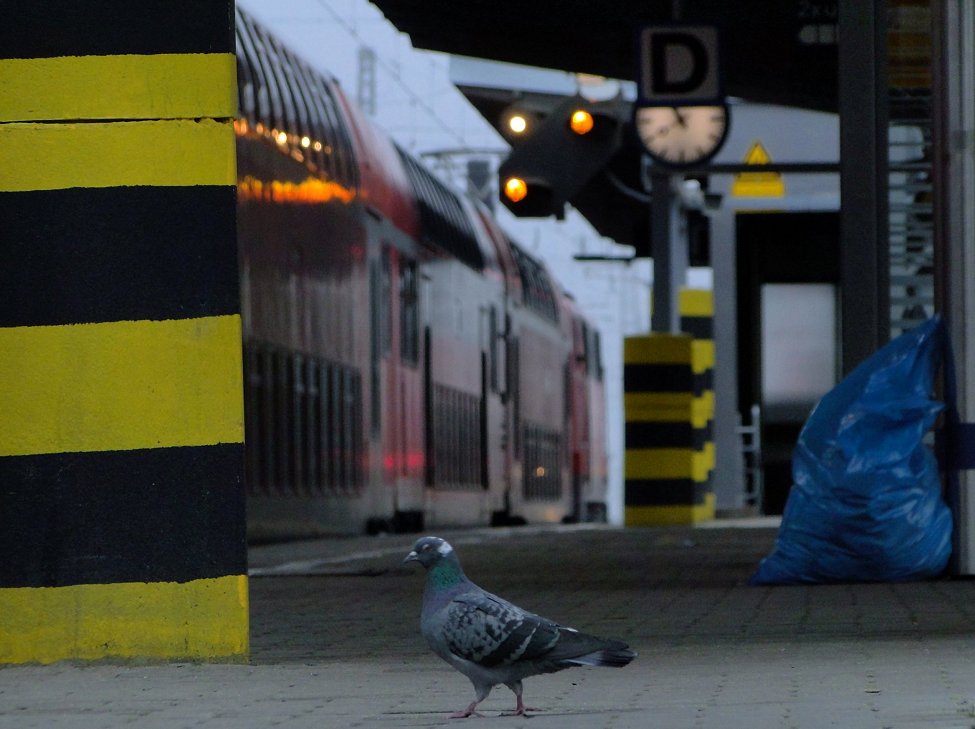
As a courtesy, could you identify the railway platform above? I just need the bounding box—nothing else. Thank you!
[3,521,975,729]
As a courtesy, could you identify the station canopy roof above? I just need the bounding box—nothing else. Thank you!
[368,0,838,112]
[368,0,840,253]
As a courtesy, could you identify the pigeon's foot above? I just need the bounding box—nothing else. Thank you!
[500,697,538,717]
[448,702,484,719]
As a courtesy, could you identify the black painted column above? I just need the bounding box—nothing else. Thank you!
[839,0,890,372]
[0,1,247,662]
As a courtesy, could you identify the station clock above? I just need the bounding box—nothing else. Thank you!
[634,103,730,168]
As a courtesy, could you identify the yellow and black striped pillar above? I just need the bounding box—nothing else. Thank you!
[679,288,716,484]
[0,2,247,663]
[624,332,716,526]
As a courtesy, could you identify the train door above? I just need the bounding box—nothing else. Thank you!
[501,326,522,523]
[482,302,507,521]
[736,212,840,514]
[568,317,591,523]
[370,244,425,532]
[395,253,424,530]
[367,247,392,529]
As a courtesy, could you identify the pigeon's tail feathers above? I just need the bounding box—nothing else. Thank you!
[564,646,636,668]
[549,631,636,668]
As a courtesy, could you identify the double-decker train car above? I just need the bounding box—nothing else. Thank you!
[235,7,606,539]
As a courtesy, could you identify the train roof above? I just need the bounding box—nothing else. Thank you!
[235,6,419,237]
[396,147,489,272]
[235,7,358,190]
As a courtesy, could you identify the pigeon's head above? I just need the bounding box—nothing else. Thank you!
[403,536,455,569]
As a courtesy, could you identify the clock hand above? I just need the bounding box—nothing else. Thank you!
[672,107,687,128]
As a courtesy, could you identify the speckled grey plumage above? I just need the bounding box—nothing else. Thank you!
[404,536,635,717]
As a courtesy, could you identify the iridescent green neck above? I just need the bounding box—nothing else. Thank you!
[428,557,466,590]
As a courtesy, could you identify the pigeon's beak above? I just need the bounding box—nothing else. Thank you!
[403,550,419,565]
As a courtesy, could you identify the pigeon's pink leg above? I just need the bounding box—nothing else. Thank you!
[501,681,539,716]
[448,701,484,719]
[450,685,490,719]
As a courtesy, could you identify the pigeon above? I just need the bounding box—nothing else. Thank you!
[403,535,635,718]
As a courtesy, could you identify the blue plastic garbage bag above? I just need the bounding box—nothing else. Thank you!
[750,316,952,585]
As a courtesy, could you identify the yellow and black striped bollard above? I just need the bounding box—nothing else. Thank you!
[624,332,715,526]
[679,288,716,484]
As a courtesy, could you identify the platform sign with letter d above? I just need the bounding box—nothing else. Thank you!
[638,26,721,106]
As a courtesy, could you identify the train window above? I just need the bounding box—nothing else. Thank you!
[305,358,321,495]
[243,343,263,495]
[235,7,359,190]
[350,372,364,492]
[235,10,267,127]
[234,44,256,125]
[423,328,434,487]
[326,363,341,489]
[429,384,483,491]
[327,84,359,189]
[263,35,299,143]
[270,36,312,150]
[241,342,363,499]
[381,248,392,357]
[274,350,294,493]
[339,368,353,492]
[286,59,324,171]
[508,335,521,458]
[292,354,307,495]
[590,330,604,382]
[369,259,382,436]
[260,347,276,494]
[523,424,562,501]
[400,259,419,365]
[579,321,590,376]
[303,70,357,188]
[563,361,571,427]
[396,147,485,270]
[509,241,559,322]
[250,24,286,136]
[488,306,499,393]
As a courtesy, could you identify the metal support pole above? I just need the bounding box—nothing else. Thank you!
[710,204,744,511]
[838,0,890,373]
[937,0,975,574]
[650,171,686,333]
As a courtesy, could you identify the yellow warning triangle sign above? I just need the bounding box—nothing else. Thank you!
[732,141,786,198]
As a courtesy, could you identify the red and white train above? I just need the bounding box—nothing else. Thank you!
[235,7,607,539]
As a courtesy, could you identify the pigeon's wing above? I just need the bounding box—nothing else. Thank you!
[442,591,562,668]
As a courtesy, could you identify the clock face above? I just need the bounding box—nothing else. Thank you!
[634,104,729,168]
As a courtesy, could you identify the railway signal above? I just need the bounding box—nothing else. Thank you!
[499,94,626,218]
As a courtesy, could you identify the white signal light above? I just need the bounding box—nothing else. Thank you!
[508,114,528,134]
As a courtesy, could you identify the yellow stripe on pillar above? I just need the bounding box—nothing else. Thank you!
[625,448,712,482]
[624,333,715,526]
[0,54,237,122]
[625,494,717,527]
[0,315,244,457]
[0,119,236,192]
[0,575,249,664]
[681,289,717,479]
